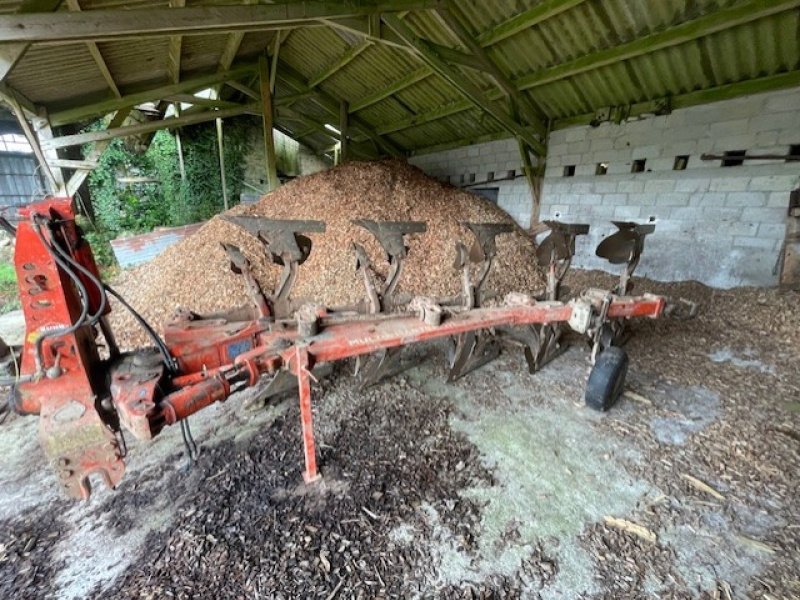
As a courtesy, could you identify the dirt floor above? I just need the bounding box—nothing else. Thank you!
[0,269,798,599]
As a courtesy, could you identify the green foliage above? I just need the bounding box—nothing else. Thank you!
[83,116,252,266]
[0,263,20,314]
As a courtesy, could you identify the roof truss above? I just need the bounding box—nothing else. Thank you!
[0,1,444,44]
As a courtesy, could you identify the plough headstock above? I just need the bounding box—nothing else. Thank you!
[11,199,688,499]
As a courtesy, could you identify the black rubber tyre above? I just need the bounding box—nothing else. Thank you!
[585,347,629,411]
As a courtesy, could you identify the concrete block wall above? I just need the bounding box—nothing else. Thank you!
[409,87,800,288]
[408,138,537,228]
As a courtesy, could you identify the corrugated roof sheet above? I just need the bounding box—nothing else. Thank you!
[1,0,798,156]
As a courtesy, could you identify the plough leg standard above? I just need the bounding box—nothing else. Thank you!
[8,198,680,499]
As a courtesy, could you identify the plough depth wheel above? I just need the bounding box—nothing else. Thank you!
[585,347,629,411]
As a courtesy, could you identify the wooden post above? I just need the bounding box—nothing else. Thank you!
[258,54,280,192]
[517,138,541,226]
[216,117,229,210]
[5,92,58,192]
[173,103,186,184]
[339,99,349,163]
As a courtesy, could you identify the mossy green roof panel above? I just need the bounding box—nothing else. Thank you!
[1,0,798,157]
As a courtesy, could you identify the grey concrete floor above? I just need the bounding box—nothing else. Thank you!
[1,337,786,599]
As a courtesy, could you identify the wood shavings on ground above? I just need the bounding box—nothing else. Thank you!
[109,160,545,348]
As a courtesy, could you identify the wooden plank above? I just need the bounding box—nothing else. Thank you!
[270,30,285,94]
[44,104,257,149]
[382,14,545,155]
[224,80,260,101]
[277,60,404,157]
[477,0,586,47]
[323,16,411,51]
[163,94,242,108]
[65,0,121,98]
[0,82,37,118]
[0,1,443,43]
[278,106,376,159]
[307,41,371,88]
[0,0,62,82]
[424,40,485,70]
[50,64,258,125]
[48,158,99,170]
[167,0,186,84]
[437,3,547,126]
[349,66,431,112]
[258,54,280,192]
[376,98,471,135]
[6,92,58,192]
[515,0,800,91]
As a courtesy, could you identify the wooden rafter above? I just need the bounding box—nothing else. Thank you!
[270,30,285,93]
[218,0,255,74]
[50,64,258,125]
[436,3,547,125]
[307,40,371,88]
[224,80,260,101]
[476,0,586,47]
[0,1,443,44]
[43,104,258,149]
[349,66,432,112]
[514,0,800,91]
[65,0,120,98]
[0,0,62,82]
[167,0,186,85]
[276,60,403,157]
[382,13,545,155]
[5,90,58,191]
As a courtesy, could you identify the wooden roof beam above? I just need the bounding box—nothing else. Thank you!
[349,66,432,112]
[49,63,258,125]
[323,16,409,51]
[0,1,445,44]
[307,40,371,89]
[0,0,63,82]
[382,13,545,156]
[65,0,120,98]
[224,79,260,101]
[167,0,186,84]
[515,0,800,91]
[436,3,547,125]
[276,60,404,157]
[277,106,376,159]
[44,104,258,149]
[477,0,586,47]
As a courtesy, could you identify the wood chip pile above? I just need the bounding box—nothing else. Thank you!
[110,160,545,348]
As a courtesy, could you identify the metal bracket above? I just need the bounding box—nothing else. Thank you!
[351,219,427,311]
[536,221,589,301]
[223,217,326,318]
[455,222,514,308]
